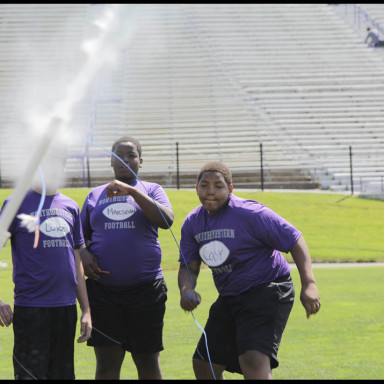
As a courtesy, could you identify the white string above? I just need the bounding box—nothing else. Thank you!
[88,139,217,379]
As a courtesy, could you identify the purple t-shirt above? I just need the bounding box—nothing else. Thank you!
[80,180,172,287]
[179,194,301,296]
[1,189,84,307]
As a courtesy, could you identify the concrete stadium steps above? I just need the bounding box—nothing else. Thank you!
[61,3,384,193]
[1,4,384,192]
[0,3,91,185]
[171,3,384,191]
[65,168,320,190]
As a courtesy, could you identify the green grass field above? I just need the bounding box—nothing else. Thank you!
[0,188,383,379]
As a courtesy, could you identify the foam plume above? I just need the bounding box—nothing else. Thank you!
[0,4,143,254]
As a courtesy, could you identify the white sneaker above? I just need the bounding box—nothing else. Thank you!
[0,261,8,269]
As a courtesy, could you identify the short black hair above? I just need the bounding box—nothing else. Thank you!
[197,161,232,186]
[111,136,142,157]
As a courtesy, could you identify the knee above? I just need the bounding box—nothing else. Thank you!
[193,357,219,380]
[94,346,125,379]
[193,357,202,376]
[239,350,272,379]
[132,352,159,368]
[133,353,161,372]
[131,353,162,379]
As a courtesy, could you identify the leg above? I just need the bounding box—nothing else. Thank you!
[94,345,126,380]
[193,357,226,380]
[131,352,162,380]
[234,275,295,377]
[85,280,127,380]
[192,297,241,378]
[13,306,51,380]
[124,279,167,379]
[239,350,272,380]
[48,305,77,380]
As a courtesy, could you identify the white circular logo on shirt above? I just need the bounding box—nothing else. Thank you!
[39,217,70,238]
[199,240,230,267]
[102,203,136,221]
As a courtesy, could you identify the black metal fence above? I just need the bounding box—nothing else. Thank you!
[72,143,383,194]
[1,143,383,194]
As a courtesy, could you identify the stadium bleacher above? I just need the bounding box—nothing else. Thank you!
[0,4,384,192]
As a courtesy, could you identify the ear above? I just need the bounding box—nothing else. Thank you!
[195,184,199,193]
[229,184,234,194]
[139,158,143,168]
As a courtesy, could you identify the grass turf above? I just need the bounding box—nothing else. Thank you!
[0,267,383,379]
[0,188,383,379]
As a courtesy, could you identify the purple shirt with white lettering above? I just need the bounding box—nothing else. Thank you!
[179,194,301,296]
[80,180,172,287]
[1,189,84,307]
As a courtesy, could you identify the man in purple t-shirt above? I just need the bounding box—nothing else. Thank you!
[178,161,321,380]
[80,136,174,380]
[0,149,91,380]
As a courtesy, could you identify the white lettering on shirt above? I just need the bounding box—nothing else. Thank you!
[98,195,128,206]
[199,240,230,267]
[104,221,136,230]
[42,239,71,248]
[102,203,136,220]
[194,229,235,243]
[39,217,70,238]
[212,264,233,276]
[30,208,72,220]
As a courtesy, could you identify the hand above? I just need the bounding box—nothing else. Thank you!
[106,180,132,198]
[77,310,92,343]
[300,281,321,319]
[180,290,201,312]
[0,301,13,327]
[80,249,101,280]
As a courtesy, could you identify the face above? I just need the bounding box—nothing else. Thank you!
[196,171,233,215]
[111,142,142,182]
[31,153,67,194]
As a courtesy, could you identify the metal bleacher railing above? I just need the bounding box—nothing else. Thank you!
[1,4,384,194]
[334,4,384,38]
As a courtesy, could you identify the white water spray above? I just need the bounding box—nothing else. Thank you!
[0,4,144,254]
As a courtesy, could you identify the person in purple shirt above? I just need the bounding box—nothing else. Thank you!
[0,147,92,380]
[80,136,174,380]
[178,161,321,380]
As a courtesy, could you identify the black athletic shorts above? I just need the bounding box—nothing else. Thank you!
[193,274,295,373]
[86,277,167,353]
[13,305,77,380]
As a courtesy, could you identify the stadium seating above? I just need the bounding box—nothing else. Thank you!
[1,4,384,192]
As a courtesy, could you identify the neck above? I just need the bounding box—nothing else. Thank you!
[117,176,136,184]
[32,186,58,196]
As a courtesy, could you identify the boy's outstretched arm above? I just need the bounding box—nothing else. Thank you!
[105,180,174,229]
[74,248,92,343]
[0,231,12,327]
[290,235,321,318]
[178,260,202,312]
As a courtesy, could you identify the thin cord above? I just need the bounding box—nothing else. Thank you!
[12,166,47,379]
[35,166,46,219]
[92,326,123,345]
[89,139,217,379]
[33,166,46,248]
[13,353,38,380]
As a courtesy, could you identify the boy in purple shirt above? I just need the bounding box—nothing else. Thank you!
[178,161,321,380]
[0,148,92,380]
[80,136,174,380]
